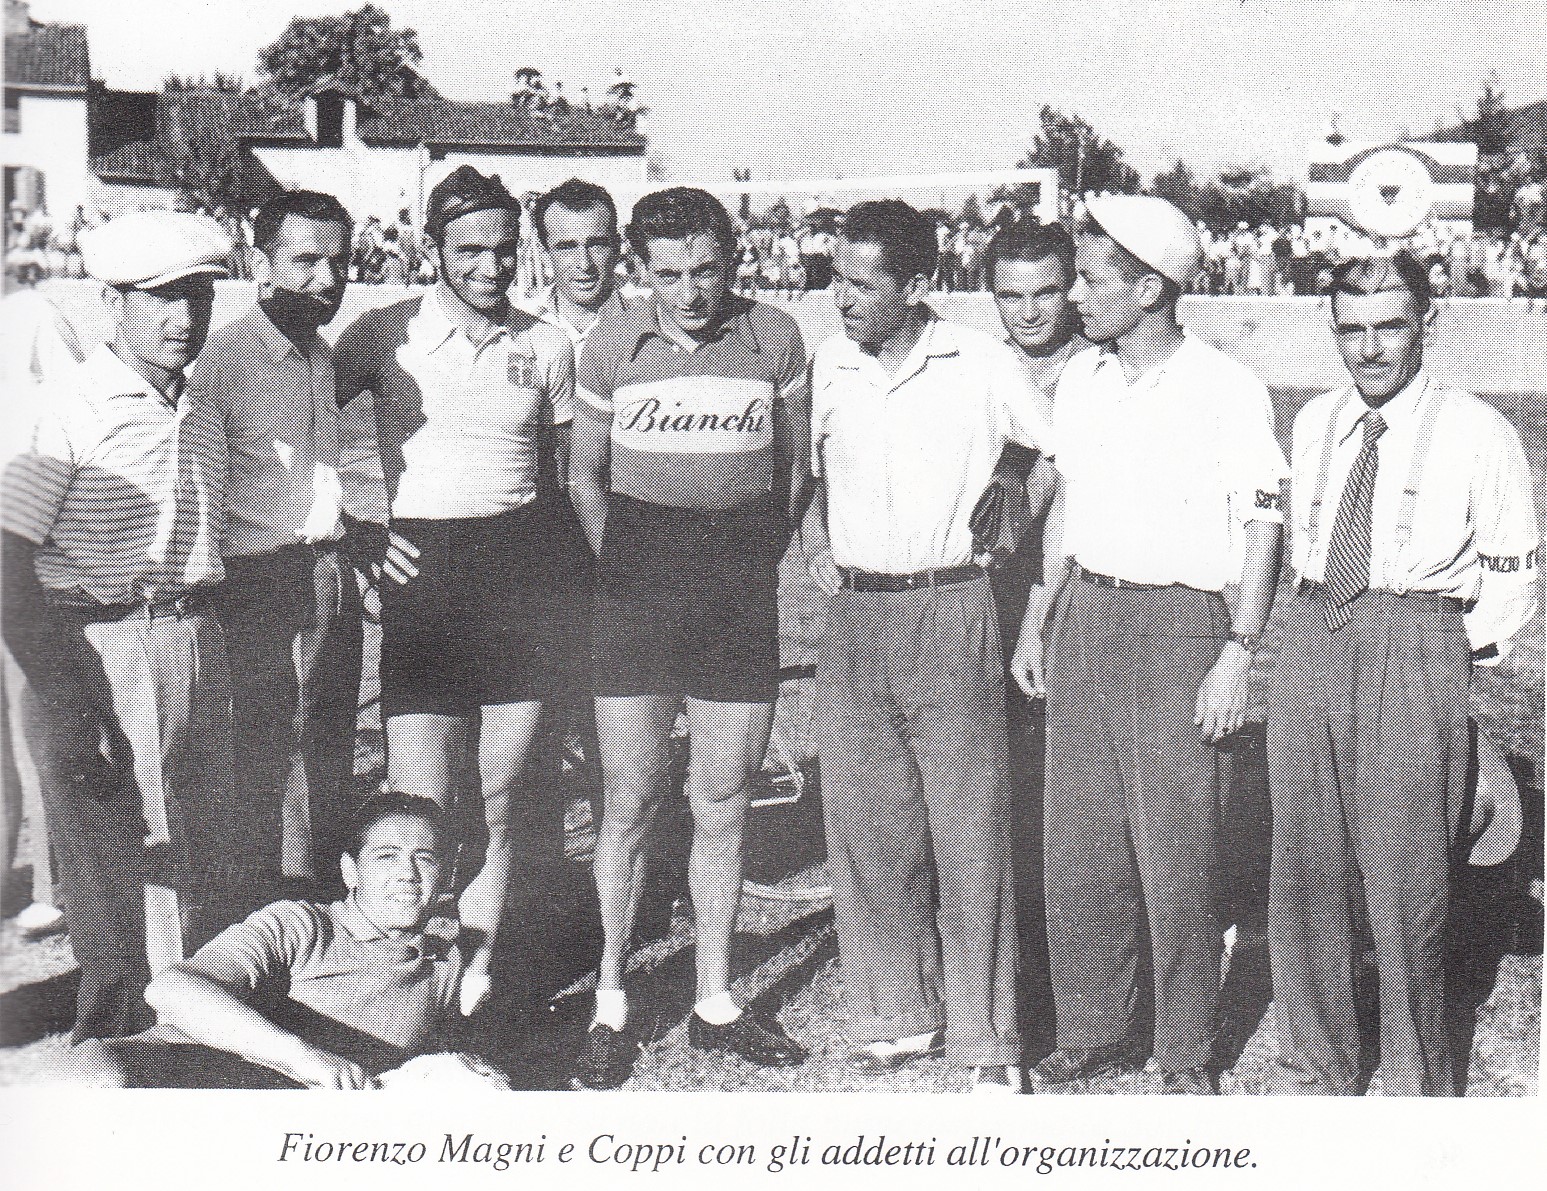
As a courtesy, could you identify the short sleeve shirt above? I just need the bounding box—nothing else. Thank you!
[178,898,461,1072]
[576,295,806,510]
[2,345,227,602]
[1053,331,1288,592]
[186,304,340,559]
[333,291,574,521]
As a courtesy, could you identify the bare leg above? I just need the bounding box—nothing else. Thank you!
[592,695,682,994]
[459,700,546,1007]
[682,698,775,1001]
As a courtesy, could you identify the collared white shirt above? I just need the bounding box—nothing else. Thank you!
[1008,333,1090,413]
[1291,369,1540,661]
[187,304,341,559]
[812,314,1054,573]
[2,344,226,601]
[337,287,575,521]
[519,285,627,350]
[1053,330,1288,592]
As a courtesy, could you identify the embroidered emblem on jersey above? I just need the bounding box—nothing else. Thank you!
[508,353,540,388]
[611,376,775,455]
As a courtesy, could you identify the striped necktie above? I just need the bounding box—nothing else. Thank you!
[1322,409,1387,631]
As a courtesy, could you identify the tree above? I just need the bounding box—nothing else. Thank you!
[256,5,435,101]
[1461,72,1512,157]
[1192,164,1304,232]
[1020,105,1140,197]
[164,71,245,92]
[166,118,248,214]
[1150,159,1199,219]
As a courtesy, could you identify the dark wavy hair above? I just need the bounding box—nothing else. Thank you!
[985,219,1075,287]
[839,199,938,285]
[534,178,618,248]
[625,187,736,264]
[253,190,353,255]
[342,791,449,861]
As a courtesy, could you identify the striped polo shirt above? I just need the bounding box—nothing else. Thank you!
[576,295,806,510]
[2,344,227,602]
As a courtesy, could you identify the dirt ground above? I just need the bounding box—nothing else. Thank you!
[1,293,1541,1093]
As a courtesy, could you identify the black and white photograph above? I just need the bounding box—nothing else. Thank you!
[1,0,1542,1183]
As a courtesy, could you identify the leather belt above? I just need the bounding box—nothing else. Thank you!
[44,588,217,623]
[1297,580,1464,613]
[839,563,983,592]
[1072,564,1173,592]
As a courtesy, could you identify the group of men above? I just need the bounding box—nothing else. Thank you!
[0,164,1536,1096]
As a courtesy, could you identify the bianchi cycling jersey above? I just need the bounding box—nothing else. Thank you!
[576,295,806,511]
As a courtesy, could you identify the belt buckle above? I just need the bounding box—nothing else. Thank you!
[904,572,924,590]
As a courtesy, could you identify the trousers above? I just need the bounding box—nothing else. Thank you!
[1043,578,1233,1073]
[1266,588,1470,1095]
[23,605,233,1040]
[219,545,362,905]
[816,576,1020,1067]
[2,648,55,907]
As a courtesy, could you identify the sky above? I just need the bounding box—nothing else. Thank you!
[28,0,1546,187]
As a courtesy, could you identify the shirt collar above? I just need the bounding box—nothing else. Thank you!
[333,896,459,948]
[830,308,958,385]
[1091,327,1197,391]
[626,294,761,360]
[521,284,622,342]
[1334,368,1431,446]
[243,302,320,365]
[83,343,175,407]
[413,286,515,353]
[1007,332,1090,380]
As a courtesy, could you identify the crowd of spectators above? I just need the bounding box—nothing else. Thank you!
[1191,218,1547,304]
[9,170,1547,309]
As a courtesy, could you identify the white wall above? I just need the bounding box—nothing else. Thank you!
[2,90,89,218]
[252,141,646,222]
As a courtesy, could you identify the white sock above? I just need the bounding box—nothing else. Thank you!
[693,992,742,1025]
[593,989,628,1031]
[886,1031,940,1056]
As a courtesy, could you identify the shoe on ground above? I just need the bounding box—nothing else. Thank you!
[846,1032,942,1074]
[688,1008,807,1067]
[15,902,65,939]
[571,1023,640,1090]
[1158,1066,1219,1095]
[969,1065,1024,1093]
[1031,1040,1148,1086]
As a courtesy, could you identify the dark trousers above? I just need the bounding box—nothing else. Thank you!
[22,607,233,1041]
[817,577,1020,1066]
[1044,579,1233,1073]
[220,545,362,908]
[1266,589,1469,1096]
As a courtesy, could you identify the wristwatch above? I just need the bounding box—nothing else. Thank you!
[1229,631,1262,655]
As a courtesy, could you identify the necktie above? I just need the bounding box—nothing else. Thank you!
[1322,409,1387,631]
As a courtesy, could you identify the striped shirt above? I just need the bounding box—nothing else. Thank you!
[577,296,806,510]
[2,344,227,602]
[335,291,575,521]
[187,304,341,559]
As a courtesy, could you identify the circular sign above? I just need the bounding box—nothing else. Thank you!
[1346,148,1436,238]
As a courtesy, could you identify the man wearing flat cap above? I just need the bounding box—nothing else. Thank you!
[1,210,237,1041]
[1011,195,1288,1093]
